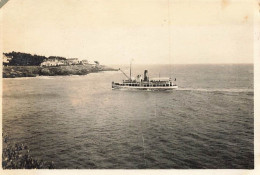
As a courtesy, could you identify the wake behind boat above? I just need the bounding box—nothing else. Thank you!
[112,69,178,91]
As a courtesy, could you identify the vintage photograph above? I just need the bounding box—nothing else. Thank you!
[1,0,255,170]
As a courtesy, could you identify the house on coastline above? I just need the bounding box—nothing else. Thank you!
[80,59,89,65]
[3,54,13,66]
[40,58,82,67]
[88,60,98,68]
[40,56,66,67]
[40,59,65,67]
[40,58,94,67]
[66,58,80,65]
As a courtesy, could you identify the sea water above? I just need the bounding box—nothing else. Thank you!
[2,64,254,168]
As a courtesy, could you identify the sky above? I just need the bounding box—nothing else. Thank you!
[0,0,255,64]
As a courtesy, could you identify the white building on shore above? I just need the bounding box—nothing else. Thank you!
[40,58,65,67]
[3,54,13,66]
[66,58,80,65]
[40,57,100,67]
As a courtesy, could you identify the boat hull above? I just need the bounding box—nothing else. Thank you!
[112,84,178,91]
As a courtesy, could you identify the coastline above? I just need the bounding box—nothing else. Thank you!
[3,65,118,78]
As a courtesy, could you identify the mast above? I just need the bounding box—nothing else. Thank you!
[130,59,133,81]
[130,60,132,81]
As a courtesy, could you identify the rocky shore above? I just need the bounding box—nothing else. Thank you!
[3,65,118,78]
[2,134,55,169]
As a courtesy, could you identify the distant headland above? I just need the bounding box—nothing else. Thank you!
[2,52,118,78]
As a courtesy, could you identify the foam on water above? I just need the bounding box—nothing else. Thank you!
[176,87,254,93]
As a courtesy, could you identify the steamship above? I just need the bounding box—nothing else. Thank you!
[112,2,179,91]
[112,68,178,91]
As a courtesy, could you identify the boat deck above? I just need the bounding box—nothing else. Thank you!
[112,82,178,90]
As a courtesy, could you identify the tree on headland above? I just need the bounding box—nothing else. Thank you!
[3,51,102,67]
[3,52,47,66]
[48,56,67,60]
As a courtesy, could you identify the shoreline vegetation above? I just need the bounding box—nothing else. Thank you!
[2,134,55,169]
[3,65,118,78]
[2,51,118,78]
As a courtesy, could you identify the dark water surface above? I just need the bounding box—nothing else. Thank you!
[2,64,254,168]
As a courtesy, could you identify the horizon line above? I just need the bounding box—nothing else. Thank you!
[106,63,254,65]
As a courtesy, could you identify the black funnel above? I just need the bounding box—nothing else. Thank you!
[144,70,148,81]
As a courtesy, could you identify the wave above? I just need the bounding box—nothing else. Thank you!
[176,88,253,93]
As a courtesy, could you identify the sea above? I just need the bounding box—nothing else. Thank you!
[2,64,254,169]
